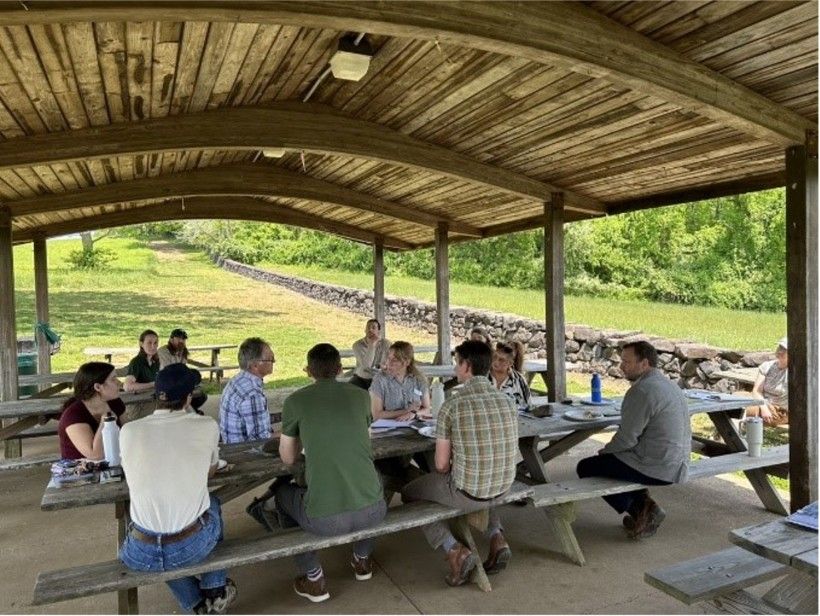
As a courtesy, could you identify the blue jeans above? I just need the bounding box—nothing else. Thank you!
[119,496,227,612]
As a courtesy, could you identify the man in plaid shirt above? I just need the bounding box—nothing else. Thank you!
[402,340,518,587]
[218,337,275,443]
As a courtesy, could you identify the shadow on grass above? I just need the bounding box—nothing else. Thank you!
[14,290,282,338]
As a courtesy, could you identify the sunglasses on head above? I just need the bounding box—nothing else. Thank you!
[496,343,514,353]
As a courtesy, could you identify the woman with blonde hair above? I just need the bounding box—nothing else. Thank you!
[489,340,531,412]
[370,341,431,421]
[746,337,789,426]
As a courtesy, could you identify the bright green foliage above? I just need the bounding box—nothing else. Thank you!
[172,189,786,312]
[66,246,116,270]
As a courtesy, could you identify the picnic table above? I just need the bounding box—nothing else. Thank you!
[85,343,237,365]
[712,367,758,389]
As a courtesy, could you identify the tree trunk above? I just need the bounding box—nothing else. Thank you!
[80,232,93,252]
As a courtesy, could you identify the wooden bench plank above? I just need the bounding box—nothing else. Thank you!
[644,546,786,604]
[0,452,59,471]
[33,482,533,605]
[529,446,789,508]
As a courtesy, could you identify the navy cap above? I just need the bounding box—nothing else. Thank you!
[155,364,201,402]
[170,328,188,339]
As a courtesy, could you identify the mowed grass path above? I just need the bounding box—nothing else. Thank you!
[11,239,436,387]
[262,263,785,351]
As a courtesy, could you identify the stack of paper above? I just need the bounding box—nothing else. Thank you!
[370,418,414,433]
[786,501,818,531]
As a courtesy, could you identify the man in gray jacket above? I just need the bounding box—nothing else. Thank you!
[577,340,690,539]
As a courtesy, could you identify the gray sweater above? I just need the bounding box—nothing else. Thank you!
[602,368,691,483]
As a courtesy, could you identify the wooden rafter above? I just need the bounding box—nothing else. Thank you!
[12,197,414,249]
[0,2,813,146]
[0,104,603,215]
[6,162,482,236]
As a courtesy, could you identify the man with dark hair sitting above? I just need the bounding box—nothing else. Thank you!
[401,340,519,587]
[576,340,690,539]
[270,343,386,603]
[119,364,236,615]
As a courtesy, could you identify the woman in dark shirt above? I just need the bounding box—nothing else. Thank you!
[123,329,160,393]
[58,362,125,460]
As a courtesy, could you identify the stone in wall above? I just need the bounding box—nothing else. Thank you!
[676,343,719,360]
[742,352,774,367]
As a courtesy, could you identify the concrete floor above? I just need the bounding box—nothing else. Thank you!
[0,396,788,615]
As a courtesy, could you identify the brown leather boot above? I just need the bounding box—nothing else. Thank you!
[628,497,666,539]
[444,543,479,587]
[482,532,512,574]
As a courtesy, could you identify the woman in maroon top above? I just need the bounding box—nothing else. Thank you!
[58,362,126,460]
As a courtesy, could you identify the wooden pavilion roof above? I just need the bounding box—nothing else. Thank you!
[1,1,816,249]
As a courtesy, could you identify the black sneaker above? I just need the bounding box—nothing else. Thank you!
[245,497,279,532]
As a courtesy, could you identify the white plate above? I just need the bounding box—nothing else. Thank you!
[217,459,228,471]
[417,425,437,439]
[563,409,607,422]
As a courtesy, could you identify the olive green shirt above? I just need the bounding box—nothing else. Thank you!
[126,354,160,384]
[281,379,383,518]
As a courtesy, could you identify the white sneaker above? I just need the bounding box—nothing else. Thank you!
[207,578,237,615]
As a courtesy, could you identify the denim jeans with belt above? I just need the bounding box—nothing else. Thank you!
[119,495,227,612]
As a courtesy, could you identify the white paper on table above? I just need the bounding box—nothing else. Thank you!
[370,418,414,430]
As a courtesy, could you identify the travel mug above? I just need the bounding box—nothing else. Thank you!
[742,417,764,458]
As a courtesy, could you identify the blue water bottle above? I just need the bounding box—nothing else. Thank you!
[591,373,602,403]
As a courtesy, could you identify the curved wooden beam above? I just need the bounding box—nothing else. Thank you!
[0,104,602,215]
[1,2,812,145]
[7,163,481,236]
[12,197,414,249]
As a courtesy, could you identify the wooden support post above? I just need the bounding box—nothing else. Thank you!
[544,195,567,402]
[0,208,20,458]
[373,238,385,336]
[785,133,819,510]
[33,235,51,390]
[435,223,451,364]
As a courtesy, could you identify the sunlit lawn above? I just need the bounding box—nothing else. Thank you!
[261,263,785,351]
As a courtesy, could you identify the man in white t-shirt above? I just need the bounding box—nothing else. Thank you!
[119,364,237,615]
[745,337,789,426]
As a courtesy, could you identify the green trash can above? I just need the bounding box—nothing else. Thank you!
[17,353,38,397]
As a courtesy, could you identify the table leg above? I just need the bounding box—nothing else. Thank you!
[115,501,138,614]
[210,349,219,384]
[761,571,818,614]
[709,412,788,515]
[518,437,549,483]
[450,514,492,592]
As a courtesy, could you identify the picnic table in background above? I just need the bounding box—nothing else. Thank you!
[84,344,238,383]
[712,366,758,390]
[419,359,548,388]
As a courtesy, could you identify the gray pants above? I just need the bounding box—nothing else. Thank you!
[401,472,505,550]
[273,483,387,574]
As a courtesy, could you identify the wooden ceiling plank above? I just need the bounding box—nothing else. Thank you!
[82,159,106,185]
[716,35,818,84]
[125,21,153,122]
[207,22,259,109]
[0,97,26,138]
[630,1,711,37]
[23,165,60,194]
[273,28,338,102]
[0,26,66,131]
[0,169,23,198]
[702,23,817,73]
[0,104,603,212]
[149,21,181,118]
[221,23,279,107]
[650,1,752,46]
[28,23,89,129]
[242,25,299,105]
[187,21,234,113]
[169,20,208,115]
[93,22,130,123]
[63,22,110,126]
[7,162,480,235]
[725,49,816,85]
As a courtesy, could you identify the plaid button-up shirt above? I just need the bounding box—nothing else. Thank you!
[435,376,518,499]
[219,370,271,443]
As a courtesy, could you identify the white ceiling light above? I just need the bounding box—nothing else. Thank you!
[329,34,373,82]
[262,148,286,158]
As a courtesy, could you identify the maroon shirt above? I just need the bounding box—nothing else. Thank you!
[58,398,126,460]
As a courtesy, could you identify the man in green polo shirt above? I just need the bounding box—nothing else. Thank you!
[402,340,519,587]
[274,343,386,603]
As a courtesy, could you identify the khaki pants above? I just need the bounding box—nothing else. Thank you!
[745,404,789,426]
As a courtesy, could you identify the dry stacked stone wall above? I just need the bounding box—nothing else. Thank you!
[217,256,773,392]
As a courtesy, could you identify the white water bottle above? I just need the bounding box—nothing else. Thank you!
[102,412,121,467]
[743,416,764,458]
[431,382,445,419]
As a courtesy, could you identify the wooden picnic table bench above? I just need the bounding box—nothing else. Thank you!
[85,344,237,364]
[712,367,758,389]
[645,515,816,614]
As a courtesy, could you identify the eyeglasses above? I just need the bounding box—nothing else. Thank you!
[256,358,275,364]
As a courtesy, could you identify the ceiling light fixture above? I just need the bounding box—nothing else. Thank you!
[329,33,374,82]
[262,148,287,158]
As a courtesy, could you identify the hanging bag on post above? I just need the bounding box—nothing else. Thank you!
[35,321,61,355]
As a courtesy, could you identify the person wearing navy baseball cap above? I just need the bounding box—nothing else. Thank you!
[119,364,237,613]
[157,329,208,414]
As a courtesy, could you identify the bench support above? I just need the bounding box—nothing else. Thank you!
[116,501,139,614]
[543,502,585,566]
[451,512,492,592]
[761,571,818,614]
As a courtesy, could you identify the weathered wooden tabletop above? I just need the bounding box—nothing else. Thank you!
[730,518,818,576]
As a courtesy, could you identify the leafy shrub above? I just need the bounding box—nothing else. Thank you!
[66,247,116,270]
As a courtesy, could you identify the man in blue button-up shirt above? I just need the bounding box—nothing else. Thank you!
[219,337,275,443]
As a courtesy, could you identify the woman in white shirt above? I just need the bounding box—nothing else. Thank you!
[350,319,391,390]
[489,340,531,412]
[746,337,789,426]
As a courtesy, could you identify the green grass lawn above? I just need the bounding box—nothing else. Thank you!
[11,238,440,388]
[261,262,785,351]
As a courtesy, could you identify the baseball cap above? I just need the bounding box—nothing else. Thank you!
[778,337,788,350]
[155,364,201,402]
[170,328,188,339]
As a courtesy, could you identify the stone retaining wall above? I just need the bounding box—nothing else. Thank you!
[217,256,772,392]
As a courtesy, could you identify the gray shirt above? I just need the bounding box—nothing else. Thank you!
[602,368,691,483]
[352,337,391,379]
[369,371,428,412]
[759,360,788,408]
